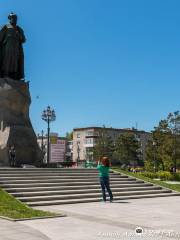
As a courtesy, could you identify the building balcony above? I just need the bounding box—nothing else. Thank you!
[83,143,95,148]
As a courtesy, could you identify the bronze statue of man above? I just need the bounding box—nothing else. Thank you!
[0,13,26,80]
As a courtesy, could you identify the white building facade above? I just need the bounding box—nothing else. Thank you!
[73,127,151,164]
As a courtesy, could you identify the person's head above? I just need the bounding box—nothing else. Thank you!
[101,157,110,167]
[8,13,17,26]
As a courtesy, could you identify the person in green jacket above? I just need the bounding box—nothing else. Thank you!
[97,157,113,202]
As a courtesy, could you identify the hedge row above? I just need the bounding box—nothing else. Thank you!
[140,171,180,181]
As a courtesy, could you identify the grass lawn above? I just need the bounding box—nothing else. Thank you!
[111,167,180,193]
[0,188,57,220]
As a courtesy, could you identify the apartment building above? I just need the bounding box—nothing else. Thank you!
[73,127,151,164]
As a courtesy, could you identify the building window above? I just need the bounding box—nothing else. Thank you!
[77,133,80,138]
[84,138,94,144]
[86,131,94,136]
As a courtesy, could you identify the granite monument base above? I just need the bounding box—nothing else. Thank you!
[0,78,43,166]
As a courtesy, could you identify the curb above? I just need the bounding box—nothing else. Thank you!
[0,214,67,222]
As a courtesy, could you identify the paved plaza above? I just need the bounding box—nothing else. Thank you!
[0,196,180,240]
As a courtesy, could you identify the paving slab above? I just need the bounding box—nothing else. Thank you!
[0,218,50,240]
[1,196,180,240]
[21,196,180,240]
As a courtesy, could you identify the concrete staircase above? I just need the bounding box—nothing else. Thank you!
[0,168,179,206]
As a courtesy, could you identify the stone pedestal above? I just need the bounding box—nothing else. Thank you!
[0,78,43,166]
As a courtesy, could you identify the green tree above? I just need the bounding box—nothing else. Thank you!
[93,127,115,161]
[66,131,73,141]
[145,112,180,172]
[145,120,173,171]
[114,132,141,166]
[167,111,180,170]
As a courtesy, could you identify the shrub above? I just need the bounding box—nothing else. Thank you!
[141,171,180,181]
[140,172,158,179]
[157,171,172,180]
[171,173,180,181]
[144,161,154,172]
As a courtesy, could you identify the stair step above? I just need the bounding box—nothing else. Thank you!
[4,183,153,193]
[10,186,162,197]
[0,168,100,172]
[0,168,178,207]
[18,189,172,202]
[0,172,119,177]
[27,192,180,206]
[0,178,136,184]
[0,175,127,180]
[0,180,145,188]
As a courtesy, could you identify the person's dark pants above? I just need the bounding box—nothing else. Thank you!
[99,176,113,201]
[9,156,16,167]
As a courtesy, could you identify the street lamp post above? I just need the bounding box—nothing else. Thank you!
[40,130,46,164]
[41,130,44,151]
[41,106,56,165]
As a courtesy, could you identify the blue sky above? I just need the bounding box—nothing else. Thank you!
[0,0,180,136]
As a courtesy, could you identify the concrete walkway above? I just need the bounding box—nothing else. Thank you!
[1,196,180,240]
[0,218,50,240]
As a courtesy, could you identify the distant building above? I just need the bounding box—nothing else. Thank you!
[37,132,67,164]
[73,127,151,164]
[66,140,73,161]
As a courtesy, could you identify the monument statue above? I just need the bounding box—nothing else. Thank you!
[0,13,43,166]
[0,13,26,80]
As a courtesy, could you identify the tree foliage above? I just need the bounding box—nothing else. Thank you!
[167,111,180,170]
[93,128,142,166]
[114,132,141,166]
[66,131,73,141]
[145,111,180,171]
[93,127,115,161]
